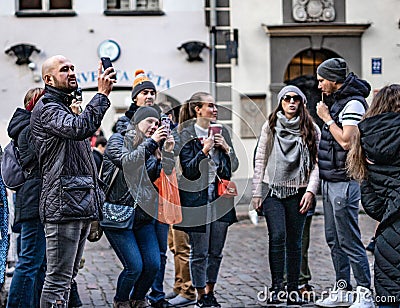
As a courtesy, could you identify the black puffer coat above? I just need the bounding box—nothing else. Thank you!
[30,85,110,223]
[7,108,41,225]
[358,112,400,303]
[175,122,239,233]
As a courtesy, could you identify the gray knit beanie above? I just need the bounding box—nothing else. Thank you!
[133,106,160,125]
[277,85,307,104]
[317,58,348,83]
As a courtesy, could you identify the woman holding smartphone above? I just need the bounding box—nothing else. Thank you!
[101,106,175,308]
[175,92,239,308]
[252,85,320,306]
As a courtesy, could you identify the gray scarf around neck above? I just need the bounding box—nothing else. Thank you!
[266,111,311,198]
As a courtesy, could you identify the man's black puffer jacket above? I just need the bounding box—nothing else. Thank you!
[30,85,110,223]
[358,112,400,303]
[7,108,41,225]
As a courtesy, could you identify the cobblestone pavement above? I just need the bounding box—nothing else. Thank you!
[66,208,376,307]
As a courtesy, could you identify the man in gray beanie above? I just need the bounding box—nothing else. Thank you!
[316,57,348,83]
[315,59,374,308]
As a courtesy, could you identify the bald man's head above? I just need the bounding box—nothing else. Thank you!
[41,55,64,79]
[41,55,78,92]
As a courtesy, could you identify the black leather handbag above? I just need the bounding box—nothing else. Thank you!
[99,163,144,230]
[100,202,135,230]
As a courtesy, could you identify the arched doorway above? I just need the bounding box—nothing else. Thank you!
[264,22,370,115]
[284,48,340,127]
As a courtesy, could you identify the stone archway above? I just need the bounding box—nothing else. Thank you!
[285,48,339,128]
[262,23,370,110]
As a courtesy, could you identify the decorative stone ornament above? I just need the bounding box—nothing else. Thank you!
[292,0,335,22]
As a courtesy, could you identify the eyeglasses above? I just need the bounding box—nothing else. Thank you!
[282,94,302,103]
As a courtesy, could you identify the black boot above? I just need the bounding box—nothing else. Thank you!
[68,280,83,307]
[267,285,286,307]
[286,289,308,307]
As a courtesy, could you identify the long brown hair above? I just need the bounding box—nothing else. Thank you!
[178,92,211,132]
[132,125,146,148]
[268,95,318,165]
[347,84,400,180]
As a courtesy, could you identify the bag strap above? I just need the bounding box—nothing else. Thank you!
[101,161,120,198]
[208,160,223,184]
[133,166,145,208]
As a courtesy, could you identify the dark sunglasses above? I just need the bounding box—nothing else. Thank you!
[282,94,302,103]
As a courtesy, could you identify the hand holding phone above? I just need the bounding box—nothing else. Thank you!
[161,115,171,136]
[73,88,83,102]
[101,57,116,80]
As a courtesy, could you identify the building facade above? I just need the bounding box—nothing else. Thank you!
[0,0,210,140]
[1,0,399,201]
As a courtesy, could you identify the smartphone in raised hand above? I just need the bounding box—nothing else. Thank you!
[161,115,171,136]
[101,57,116,80]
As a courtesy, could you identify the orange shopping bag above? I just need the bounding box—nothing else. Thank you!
[155,168,182,224]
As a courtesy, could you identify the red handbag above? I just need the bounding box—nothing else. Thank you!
[216,175,238,198]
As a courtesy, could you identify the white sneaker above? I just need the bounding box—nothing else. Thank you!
[248,209,259,225]
[315,288,353,307]
[349,286,375,308]
[168,295,196,307]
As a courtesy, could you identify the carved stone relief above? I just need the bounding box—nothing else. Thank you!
[292,0,335,22]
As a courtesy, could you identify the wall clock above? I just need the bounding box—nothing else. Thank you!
[98,39,121,61]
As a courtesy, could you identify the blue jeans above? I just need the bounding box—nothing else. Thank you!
[40,221,90,308]
[263,189,307,290]
[322,180,371,289]
[104,222,160,302]
[379,305,400,308]
[7,219,46,308]
[188,220,229,289]
[147,221,169,303]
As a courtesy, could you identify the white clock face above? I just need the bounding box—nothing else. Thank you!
[98,40,121,61]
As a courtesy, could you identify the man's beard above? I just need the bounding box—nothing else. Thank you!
[53,78,78,93]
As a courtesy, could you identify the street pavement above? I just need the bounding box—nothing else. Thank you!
[66,203,377,308]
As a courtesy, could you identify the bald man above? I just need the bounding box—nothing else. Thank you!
[30,55,115,308]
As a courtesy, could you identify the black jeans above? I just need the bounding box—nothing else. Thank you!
[263,188,307,291]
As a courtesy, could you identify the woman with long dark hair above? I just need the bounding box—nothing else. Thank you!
[252,85,320,306]
[175,92,239,308]
[347,84,400,308]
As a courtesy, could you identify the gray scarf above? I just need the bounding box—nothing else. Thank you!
[266,111,311,198]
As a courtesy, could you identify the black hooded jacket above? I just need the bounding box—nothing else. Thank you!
[7,108,41,225]
[358,112,400,303]
[30,85,110,223]
[318,73,370,182]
